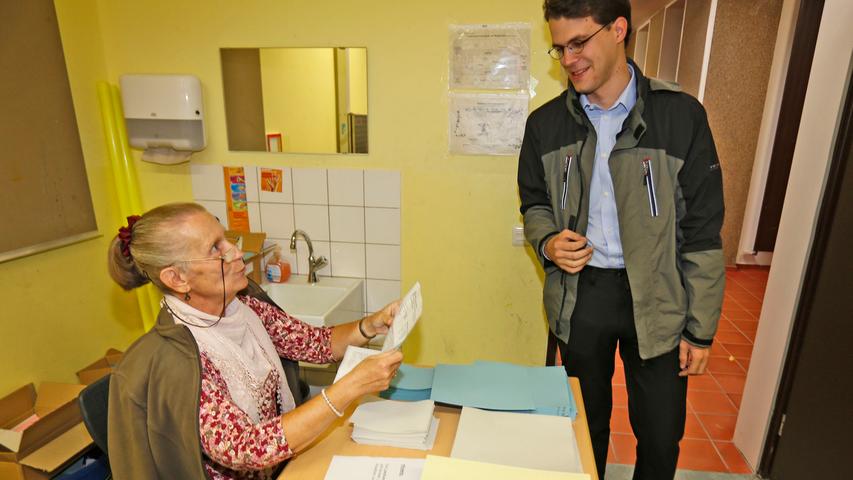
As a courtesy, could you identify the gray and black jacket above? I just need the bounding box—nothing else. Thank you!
[518,61,725,360]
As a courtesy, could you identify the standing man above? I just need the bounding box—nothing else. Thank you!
[518,1,725,478]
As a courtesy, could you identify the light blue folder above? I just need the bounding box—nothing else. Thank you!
[389,364,435,390]
[380,361,576,419]
[430,362,536,411]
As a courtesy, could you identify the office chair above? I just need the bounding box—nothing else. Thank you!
[78,374,110,456]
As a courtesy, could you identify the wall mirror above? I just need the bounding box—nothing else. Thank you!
[221,47,368,154]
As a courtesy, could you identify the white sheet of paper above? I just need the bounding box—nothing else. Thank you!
[450,407,583,473]
[323,456,425,480]
[449,23,531,90]
[382,282,422,352]
[333,346,380,384]
[448,93,528,155]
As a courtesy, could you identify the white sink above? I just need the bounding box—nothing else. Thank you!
[261,275,364,328]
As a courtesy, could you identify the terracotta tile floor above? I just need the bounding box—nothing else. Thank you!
[561,267,769,474]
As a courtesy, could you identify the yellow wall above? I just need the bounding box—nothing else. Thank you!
[348,48,368,115]
[260,48,338,153]
[1,0,567,396]
[0,0,146,396]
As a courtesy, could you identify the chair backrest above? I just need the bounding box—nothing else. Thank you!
[78,374,110,455]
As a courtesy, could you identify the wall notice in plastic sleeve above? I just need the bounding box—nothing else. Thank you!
[449,23,531,90]
[449,93,528,155]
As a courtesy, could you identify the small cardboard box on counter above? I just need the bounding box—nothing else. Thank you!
[76,348,123,385]
[225,230,267,284]
[0,383,92,480]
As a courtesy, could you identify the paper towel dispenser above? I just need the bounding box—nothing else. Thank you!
[120,74,206,164]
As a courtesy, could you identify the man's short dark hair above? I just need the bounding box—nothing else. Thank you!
[543,0,632,46]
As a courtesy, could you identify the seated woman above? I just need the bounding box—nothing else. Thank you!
[107,202,403,479]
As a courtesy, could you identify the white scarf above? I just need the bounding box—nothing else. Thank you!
[163,295,296,422]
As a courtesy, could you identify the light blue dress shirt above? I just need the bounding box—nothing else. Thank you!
[579,65,637,269]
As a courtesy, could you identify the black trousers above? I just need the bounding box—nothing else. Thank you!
[558,266,687,480]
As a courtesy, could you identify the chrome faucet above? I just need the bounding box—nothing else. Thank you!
[289,229,327,284]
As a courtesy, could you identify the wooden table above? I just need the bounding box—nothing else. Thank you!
[280,377,598,480]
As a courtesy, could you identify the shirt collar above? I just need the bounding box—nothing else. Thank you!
[580,64,636,114]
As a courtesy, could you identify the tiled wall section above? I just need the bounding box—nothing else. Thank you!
[191,165,401,314]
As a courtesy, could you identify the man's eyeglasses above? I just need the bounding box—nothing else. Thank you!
[547,21,613,60]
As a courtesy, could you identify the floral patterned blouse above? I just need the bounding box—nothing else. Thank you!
[199,296,334,480]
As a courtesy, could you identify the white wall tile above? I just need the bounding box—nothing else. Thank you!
[258,167,293,203]
[248,202,262,232]
[364,170,400,208]
[366,244,400,280]
[330,242,366,278]
[191,164,225,201]
[197,200,227,226]
[243,166,259,202]
[293,204,330,241]
[259,203,295,238]
[294,240,331,277]
[365,208,400,245]
[366,279,401,313]
[329,206,365,243]
[292,168,328,205]
[328,169,364,206]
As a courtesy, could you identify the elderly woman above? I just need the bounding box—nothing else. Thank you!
[107,202,402,479]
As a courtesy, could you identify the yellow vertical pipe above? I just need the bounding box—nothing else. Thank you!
[109,85,160,327]
[98,81,156,331]
[110,85,143,213]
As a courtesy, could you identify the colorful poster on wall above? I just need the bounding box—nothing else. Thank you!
[260,168,283,193]
[223,166,250,232]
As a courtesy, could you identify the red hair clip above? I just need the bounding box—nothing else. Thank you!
[118,215,142,259]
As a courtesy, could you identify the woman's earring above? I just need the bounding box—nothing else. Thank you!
[184,291,191,301]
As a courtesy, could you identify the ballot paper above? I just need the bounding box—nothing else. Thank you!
[324,456,425,480]
[333,283,422,384]
[350,398,439,450]
[333,346,380,384]
[382,282,422,351]
[420,455,590,480]
[450,407,583,473]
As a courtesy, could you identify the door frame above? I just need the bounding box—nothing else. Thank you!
[757,52,853,476]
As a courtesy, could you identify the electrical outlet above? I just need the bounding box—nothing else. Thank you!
[512,225,525,246]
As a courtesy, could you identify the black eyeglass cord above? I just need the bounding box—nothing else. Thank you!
[165,258,227,329]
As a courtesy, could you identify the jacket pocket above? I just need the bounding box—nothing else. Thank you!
[642,157,659,217]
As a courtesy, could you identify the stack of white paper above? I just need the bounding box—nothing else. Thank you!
[350,398,439,450]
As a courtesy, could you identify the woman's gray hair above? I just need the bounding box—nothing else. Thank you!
[108,202,209,293]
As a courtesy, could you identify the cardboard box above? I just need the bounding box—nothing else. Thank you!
[225,230,267,284]
[75,348,123,385]
[0,383,92,480]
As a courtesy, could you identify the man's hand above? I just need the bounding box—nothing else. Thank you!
[545,229,594,274]
[678,339,710,376]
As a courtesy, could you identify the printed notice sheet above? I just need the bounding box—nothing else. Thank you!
[450,23,531,90]
[324,456,425,480]
[449,93,528,155]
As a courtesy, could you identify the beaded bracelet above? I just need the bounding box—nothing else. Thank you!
[358,318,376,340]
[321,388,344,417]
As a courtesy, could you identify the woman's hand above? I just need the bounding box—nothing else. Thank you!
[341,349,403,396]
[361,300,400,338]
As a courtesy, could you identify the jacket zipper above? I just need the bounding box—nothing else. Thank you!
[642,157,658,217]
